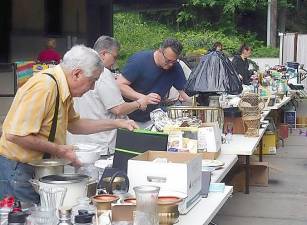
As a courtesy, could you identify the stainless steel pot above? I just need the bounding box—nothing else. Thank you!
[29,159,70,179]
[30,174,97,208]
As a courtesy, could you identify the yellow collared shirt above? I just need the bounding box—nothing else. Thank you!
[0,65,80,163]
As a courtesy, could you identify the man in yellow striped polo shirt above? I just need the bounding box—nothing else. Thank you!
[0,45,138,203]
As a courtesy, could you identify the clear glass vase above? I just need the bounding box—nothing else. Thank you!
[133,185,160,225]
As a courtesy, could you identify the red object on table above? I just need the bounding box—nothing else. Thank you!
[0,196,15,208]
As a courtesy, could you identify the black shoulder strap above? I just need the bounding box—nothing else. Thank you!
[43,73,60,159]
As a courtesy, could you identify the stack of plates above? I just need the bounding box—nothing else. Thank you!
[202,160,225,172]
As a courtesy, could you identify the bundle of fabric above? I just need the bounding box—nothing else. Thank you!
[185,51,242,95]
[16,61,35,87]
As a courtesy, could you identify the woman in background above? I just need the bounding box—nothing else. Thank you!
[37,38,61,64]
[232,43,253,85]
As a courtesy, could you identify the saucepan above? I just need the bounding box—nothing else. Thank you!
[30,173,97,208]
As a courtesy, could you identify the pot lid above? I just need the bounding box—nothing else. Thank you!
[40,174,89,184]
[29,159,70,167]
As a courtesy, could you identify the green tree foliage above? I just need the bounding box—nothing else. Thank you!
[114,13,279,69]
[177,0,267,28]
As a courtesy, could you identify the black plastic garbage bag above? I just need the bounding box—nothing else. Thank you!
[185,51,242,95]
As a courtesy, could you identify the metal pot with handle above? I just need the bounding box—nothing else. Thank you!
[30,174,97,208]
[29,159,70,179]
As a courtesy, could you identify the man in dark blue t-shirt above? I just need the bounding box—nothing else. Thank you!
[116,39,190,126]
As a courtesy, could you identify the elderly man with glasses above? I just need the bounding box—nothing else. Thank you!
[116,38,190,128]
[68,36,148,154]
[0,45,137,203]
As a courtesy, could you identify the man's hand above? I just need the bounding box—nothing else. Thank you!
[115,119,139,131]
[239,74,243,80]
[146,93,161,105]
[136,96,149,111]
[56,145,81,167]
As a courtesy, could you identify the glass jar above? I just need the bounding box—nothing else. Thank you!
[26,207,56,225]
[57,208,72,225]
[133,185,160,225]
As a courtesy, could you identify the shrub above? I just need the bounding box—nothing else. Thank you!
[114,12,279,69]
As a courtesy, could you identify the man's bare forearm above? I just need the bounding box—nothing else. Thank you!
[119,84,145,101]
[111,101,140,117]
[6,133,59,156]
[68,118,121,134]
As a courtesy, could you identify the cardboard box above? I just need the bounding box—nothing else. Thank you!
[127,151,202,214]
[165,127,198,153]
[198,122,222,153]
[224,117,245,134]
[198,151,220,160]
[227,162,269,192]
[112,204,135,222]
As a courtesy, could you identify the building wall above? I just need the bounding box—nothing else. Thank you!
[10,0,87,61]
[62,0,87,34]
[12,0,44,32]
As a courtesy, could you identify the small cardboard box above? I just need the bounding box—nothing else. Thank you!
[112,204,135,222]
[198,151,221,160]
[198,122,222,153]
[224,117,245,134]
[227,162,269,192]
[127,151,202,214]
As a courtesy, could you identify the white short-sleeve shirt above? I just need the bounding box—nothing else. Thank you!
[67,68,125,153]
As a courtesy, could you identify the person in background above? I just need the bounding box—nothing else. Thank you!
[211,42,223,52]
[68,36,148,154]
[0,45,137,203]
[37,38,62,64]
[232,43,253,85]
[116,38,190,128]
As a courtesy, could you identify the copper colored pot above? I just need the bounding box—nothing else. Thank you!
[158,196,182,225]
[123,196,182,225]
[92,194,119,215]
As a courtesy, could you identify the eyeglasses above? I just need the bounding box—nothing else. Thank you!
[161,50,178,65]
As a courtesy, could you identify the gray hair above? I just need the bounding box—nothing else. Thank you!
[61,45,103,77]
[93,36,120,53]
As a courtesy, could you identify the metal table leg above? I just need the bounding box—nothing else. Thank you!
[259,139,263,162]
[245,155,250,194]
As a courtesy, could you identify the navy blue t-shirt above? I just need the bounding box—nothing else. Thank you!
[122,51,186,122]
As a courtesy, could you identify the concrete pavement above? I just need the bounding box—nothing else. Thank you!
[214,131,307,225]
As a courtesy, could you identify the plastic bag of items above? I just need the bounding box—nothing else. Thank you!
[150,109,201,132]
[185,51,243,95]
[150,108,174,132]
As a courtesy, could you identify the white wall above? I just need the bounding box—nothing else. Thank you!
[251,58,279,72]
